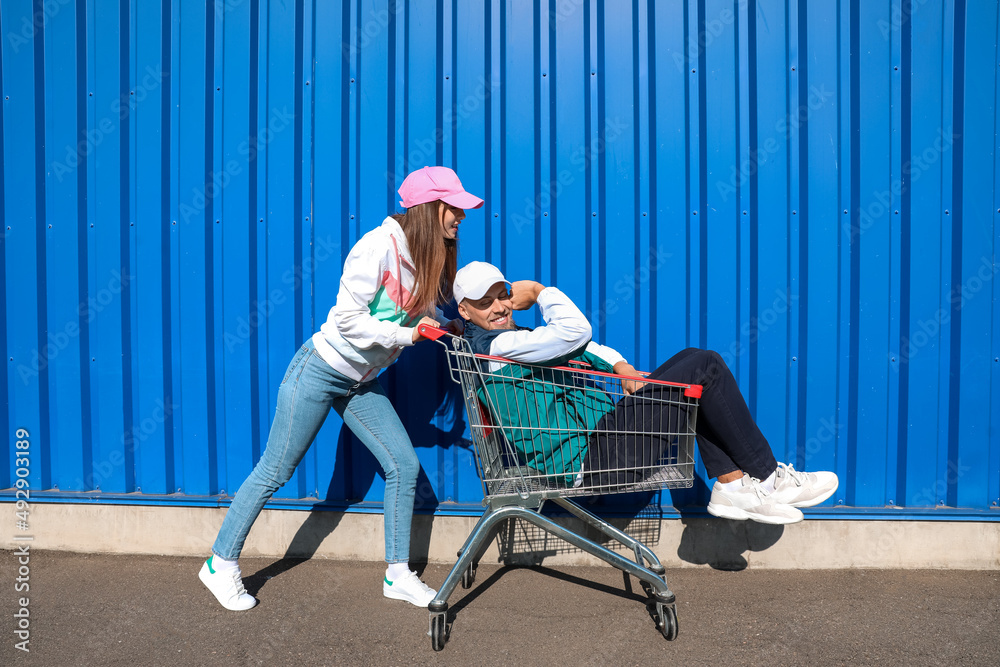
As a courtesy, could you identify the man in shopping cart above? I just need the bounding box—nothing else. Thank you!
[452,261,838,525]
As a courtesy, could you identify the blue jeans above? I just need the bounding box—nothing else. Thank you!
[212,339,420,563]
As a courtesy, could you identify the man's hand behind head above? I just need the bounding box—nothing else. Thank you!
[510,280,545,310]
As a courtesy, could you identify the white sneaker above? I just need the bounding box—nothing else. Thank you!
[383,570,437,607]
[770,462,839,507]
[706,474,803,525]
[198,558,258,611]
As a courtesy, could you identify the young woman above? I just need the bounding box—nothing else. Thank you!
[200,166,483,610]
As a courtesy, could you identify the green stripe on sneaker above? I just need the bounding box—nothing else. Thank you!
[207,556,216,574]
[384,576,392,586]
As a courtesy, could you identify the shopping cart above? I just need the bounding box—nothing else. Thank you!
[419,325,701,651]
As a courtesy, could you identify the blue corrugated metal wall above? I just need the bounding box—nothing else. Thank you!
[2,0,998,518]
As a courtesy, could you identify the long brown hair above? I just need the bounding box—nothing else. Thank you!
[391,201,457,316]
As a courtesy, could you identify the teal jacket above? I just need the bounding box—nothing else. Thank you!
[465,319,617,485]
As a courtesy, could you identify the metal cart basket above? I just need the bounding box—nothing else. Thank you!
[421,325,701,651]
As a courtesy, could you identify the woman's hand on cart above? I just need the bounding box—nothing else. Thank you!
[613,361,648,395]
[412,316,444,342]
[414,318,463,342]
[510,280,545,310]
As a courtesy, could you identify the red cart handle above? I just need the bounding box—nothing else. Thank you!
[421,323,702,399]
[417,324,450,341]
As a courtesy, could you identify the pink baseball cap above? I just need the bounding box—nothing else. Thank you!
[398,166,484,210]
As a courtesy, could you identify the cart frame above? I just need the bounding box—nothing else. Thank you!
[419,325,701,651]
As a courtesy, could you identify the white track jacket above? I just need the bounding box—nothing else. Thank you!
[312,217,439,382]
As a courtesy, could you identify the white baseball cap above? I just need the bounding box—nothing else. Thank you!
[454,261,510,303]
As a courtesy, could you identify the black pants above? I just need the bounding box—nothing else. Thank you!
[582,348,777,487]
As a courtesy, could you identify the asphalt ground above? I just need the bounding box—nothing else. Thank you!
[1,550,997,666]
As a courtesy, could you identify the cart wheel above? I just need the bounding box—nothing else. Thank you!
[461,564,476,589]
[430,611,448,651]
[656,602,679,641]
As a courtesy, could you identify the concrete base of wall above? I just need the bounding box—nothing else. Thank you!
[4,503,999,569]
